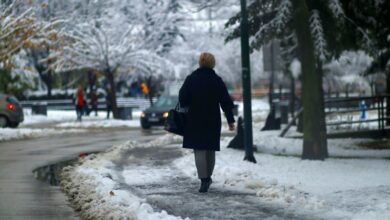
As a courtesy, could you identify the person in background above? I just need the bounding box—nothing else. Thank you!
[129,82,139,97]
[179,52,236,193]
[75,86,86,121]
[89,89,98,116]
[360,100,367,120]
[106,88,112,119]
[83,88,90,116]
[359,100,367,129]
[141,82,149,97]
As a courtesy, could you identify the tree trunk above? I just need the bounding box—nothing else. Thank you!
[47,71,52,98]
[386,72,390,125]
[316,60,329,158]
[297,110,303,132]
[290,72,296,125]
[0,68,10,94]
[292,0,328,160]
[88,70,97,92]
[370,82,375,96]
[146,76,154,106]
[106,71,119,119]
[269,42,275,107]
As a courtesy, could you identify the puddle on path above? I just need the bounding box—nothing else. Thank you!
[33,159,77,186]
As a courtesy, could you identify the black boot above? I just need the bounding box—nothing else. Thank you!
[199,177,212,193]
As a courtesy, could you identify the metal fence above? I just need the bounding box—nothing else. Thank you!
[280,95,389,137]
[324,96,387,131]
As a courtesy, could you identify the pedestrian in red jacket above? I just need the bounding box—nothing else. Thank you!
[75,86,86,121]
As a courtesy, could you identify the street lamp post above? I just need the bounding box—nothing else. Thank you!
[239,0,256,163]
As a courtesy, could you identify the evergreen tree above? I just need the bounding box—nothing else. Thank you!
[225,0,365,160]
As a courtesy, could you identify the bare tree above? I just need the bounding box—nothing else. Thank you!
[53,19,168,118]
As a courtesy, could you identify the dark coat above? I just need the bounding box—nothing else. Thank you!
[179,67,235,151]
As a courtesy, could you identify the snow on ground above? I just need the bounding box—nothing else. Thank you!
[326,110,382,131]
[237,98,270,122]
[60,98,390,220]
[174,137,390,220]
[56,119,140,129]
[61,134,186,220]
[23,108,141,125]
[21,109,142,129]
[0,128,86,142]
[253,128,390,158]
[1,109,141,142]
[20,99,269,129]
[22,109,78,125]
[62,130,390,220]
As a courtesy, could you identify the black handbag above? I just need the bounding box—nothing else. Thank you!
[164,103,188,136]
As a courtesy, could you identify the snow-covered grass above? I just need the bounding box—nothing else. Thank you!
[21,109,142,129]
[0,128,86,142]
[23,109,80,125]
[1,109,141,142]
[237,98,270,122]
[326,110,382,131]
[174,137,390,220]
[253,129,390,159]
[56,119,140,129]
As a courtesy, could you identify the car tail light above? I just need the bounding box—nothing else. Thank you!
[7,103,15,111]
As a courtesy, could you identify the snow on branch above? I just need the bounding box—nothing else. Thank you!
[53,19,171,78]
[327,0,373,52]
[251,0,292,48]
[0,0,64,64]
[310,10,329,62]
[274,0,292,33]
[130,0,183,55]
[328,0,344,19]
[280,31,298,68]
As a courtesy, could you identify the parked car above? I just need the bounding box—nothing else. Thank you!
[140,96,177,129]
[0,93,24,128]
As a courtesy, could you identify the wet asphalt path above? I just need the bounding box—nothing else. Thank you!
[0,129,164,220]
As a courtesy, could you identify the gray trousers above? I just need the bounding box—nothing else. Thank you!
[194,150,215,179]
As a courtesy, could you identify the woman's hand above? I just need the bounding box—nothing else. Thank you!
[228,123,235,131]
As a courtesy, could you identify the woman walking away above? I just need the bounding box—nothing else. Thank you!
[75,86,86,121]
[179,52,236,193]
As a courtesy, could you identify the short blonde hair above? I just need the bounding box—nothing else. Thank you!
[199,52,216,69]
